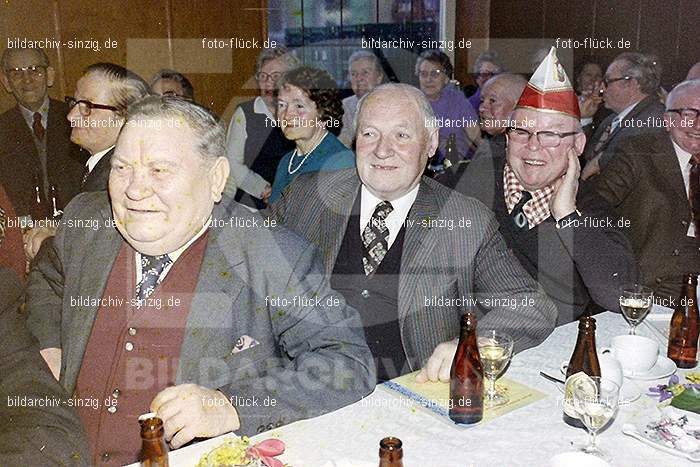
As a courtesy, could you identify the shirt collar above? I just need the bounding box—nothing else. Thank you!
[253,96,275,120]
[86,146,115,172]
[503,163,554,228]
[612,99,642,128]
[164,216,211,262]
[671,140,692,167]
[360,184,419,235]
[19,96,49,128]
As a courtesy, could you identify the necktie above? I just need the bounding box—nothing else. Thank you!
[589,119,616,160]
[690,154,700,235]
[362,201,394,275]
[80,165,90,189]
[510,191,532,231]
[135,254,172,302]
[32,112,45,140]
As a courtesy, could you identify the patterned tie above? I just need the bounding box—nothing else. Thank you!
[362,201,394,275]
[690,154,700,235]
[80,165,90,189]
[32,112,45,140]
[589,119,615,161]
[510,191,532,231]
[135,254,172,302]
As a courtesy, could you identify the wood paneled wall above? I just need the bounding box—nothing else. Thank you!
[0,0,267,120]
[455,0,699,88]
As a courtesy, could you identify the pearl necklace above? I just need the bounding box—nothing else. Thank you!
[288,131,329,175]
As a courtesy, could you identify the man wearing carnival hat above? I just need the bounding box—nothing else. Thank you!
[456,47,638,324]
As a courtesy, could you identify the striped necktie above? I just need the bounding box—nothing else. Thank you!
[362,201,394,275]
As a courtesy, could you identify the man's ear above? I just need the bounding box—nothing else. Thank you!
[209,156,230,203]
[0,73,12,94]
[46,66,55,88]
[573,131,586,155]
[426,127,439,159]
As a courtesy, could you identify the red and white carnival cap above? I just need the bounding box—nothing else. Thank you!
[516,47,580,119]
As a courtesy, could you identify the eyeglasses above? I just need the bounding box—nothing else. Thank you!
[255,71,283,83]
[350,69,374,79]
[506,127,579,148]
[667,107,699,123]
[416,69,446,80]
[65,96,118,117]
[4,65,46,80]
[603,75,631,87]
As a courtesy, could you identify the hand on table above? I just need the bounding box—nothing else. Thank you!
[550,147,580,221]
[415,339,458,383]
[151,384,240,449]
[23,225,56,260]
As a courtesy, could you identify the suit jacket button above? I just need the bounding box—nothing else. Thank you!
[361,289,370,298]
[107,405,117,414]
[101,452,110,461]
[655,277,663,284]
[266,423,274,431]
[682,220,688,226]
[257,425,266,434]
[672,249,680,256]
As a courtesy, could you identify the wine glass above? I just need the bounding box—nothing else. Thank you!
[571,376,620,460]
[619,284,654,334]
[477,330,514,408]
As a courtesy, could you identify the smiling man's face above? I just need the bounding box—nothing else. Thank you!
[109,117,227,255]
[355,89,438,200]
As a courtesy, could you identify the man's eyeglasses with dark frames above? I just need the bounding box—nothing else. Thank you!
[65,96,118,117]
[506,127,579,148]
[603,76,631,87]
[4,66,46,80]
[667,108,699,123]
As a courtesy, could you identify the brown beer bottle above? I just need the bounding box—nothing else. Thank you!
[139,416,169,467]
[378,437,404,467]
[668,274,699,368]
[449,312,483,424]
[563,315,601,428]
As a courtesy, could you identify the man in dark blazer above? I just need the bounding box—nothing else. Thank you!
[594,79,700,301]
[267,83,558,383]
[456,49,638,323]
[23,63,150,261]
[25,96,373,465]
[581,52,664,179]
[0,266,90,466]
[0,47,83,220]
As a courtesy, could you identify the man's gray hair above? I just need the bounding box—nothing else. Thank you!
[84,63,150,117]
[613,52,661,96]
[472,50,506,74]
[482,73,528,104]
[150,69,194,99]
[666,79,700,109]
[122,95,225,164]
[1,47,49,70]
[348,50,384,76]
[353,83,437,137]
[255,46,299,75]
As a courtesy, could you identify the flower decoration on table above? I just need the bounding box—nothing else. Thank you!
[648,373,700,413]
[196,436,286,467]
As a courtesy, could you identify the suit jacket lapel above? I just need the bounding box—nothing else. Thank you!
[320,172,359,274]
[652,137,689,204]
[177,205,245,383]
[64,203,122,392]
[398,180,441,329]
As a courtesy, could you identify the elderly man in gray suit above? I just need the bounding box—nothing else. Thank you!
[267,83,558,383]
[25,96,374,465]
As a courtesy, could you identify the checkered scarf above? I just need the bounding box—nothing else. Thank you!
[503,163,554,228]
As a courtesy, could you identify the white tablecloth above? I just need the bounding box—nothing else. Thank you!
[130,307,696,467]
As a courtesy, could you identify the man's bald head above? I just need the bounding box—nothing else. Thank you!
[479,73,528,135]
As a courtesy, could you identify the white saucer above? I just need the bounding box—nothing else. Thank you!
[623,356,677,380]
[558,363,641,403]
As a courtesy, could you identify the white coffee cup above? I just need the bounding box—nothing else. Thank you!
[597,350,624,387]
[602,335,658,375]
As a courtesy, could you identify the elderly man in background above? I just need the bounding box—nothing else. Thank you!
[267,82,557,383]
[457,48,638,323]
[581,52,664,179]
[225,47,297,208]
[0,47,83,221]
[23,62,150,260]
[594,79,700,301]
[338,50,385,147]
[25,96,374,465]
[150,69,194,100]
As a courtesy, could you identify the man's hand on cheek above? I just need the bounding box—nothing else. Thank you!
[150,383,240,449]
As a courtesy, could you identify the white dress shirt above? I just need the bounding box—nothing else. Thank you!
[672,141,695,237]
[360,184,419,250]
[611,99,642,131]
[224,96,275,198]
[135,217,211,285]
[85,145,115,173]
[19,96,49,131]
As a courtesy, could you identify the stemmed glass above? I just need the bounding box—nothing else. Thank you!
[571,376,620,460]
[619,284,654,335]
[477,330,514,408]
